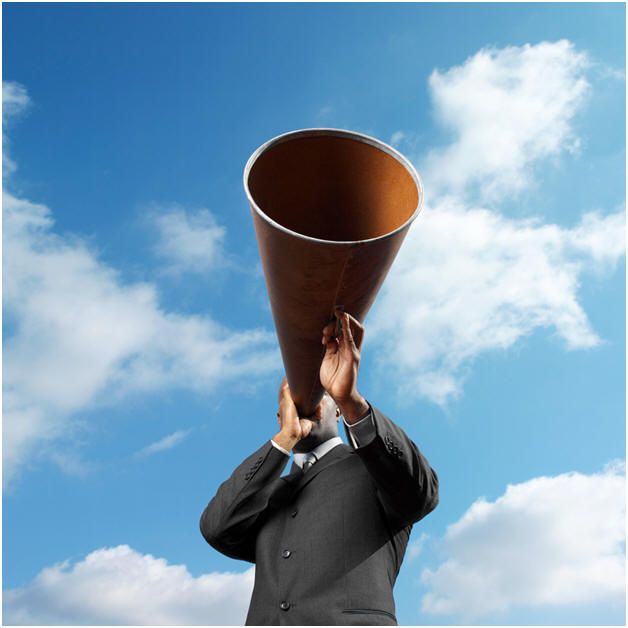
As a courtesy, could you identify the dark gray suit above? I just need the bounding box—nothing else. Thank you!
[199,405,439,626]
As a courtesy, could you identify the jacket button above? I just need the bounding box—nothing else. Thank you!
[280,601,290,610]
[291,510,298,518]
[282,549,291,558]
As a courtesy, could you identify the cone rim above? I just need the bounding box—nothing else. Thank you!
[243,128,424,246]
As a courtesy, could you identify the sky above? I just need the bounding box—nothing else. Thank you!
[2,3,626,626]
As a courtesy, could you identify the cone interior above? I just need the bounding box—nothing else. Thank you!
[247,134,419,242]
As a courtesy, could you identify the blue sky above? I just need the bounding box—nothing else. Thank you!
[2,3,625,625]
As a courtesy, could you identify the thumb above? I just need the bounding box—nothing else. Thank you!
[299,418,314,439]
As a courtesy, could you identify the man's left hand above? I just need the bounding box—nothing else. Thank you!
[320,308,370,424]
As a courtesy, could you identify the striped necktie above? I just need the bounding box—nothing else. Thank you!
[301,452,318,473]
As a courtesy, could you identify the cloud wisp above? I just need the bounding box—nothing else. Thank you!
[133,430,191,458]
[2,80,30,176]
[420,461,626,621]
[2,545,255,625]
[147,205,227,274]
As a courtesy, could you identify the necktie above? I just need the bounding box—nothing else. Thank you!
[301,452,318,473]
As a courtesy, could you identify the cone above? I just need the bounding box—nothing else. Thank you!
[244,129,422,417]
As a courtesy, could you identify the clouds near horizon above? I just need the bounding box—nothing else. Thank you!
[5,463,624,625]
[420,462,626,620]
[3,545,254,625]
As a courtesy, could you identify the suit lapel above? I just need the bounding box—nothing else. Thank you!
[282,443,352,495]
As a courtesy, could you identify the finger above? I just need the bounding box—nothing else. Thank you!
[321,320,335,342]
[278,376,289,402]
[279,379,292,399]
[279,393,297,413]
[279,388,299,421]
[344,312,365,350]
[301,413,321,423]
[339,311,356,350]
[334,307,344,339]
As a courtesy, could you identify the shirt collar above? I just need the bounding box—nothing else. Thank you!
[293,436,343,468]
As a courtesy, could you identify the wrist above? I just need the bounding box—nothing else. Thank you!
[337,393,370,424]
[272,431,298,452]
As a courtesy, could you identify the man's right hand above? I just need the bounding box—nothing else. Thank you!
[272,377,316,451]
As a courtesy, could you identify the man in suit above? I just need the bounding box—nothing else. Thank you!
[200,309,439,625]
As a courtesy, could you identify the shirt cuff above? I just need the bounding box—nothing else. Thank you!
[343,405,376,449]
[270,439,290,456]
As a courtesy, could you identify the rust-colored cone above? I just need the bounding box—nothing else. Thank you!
[244,129,423,417]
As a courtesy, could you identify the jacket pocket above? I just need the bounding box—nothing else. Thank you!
[342,608,397,622]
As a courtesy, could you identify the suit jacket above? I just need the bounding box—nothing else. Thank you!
[199,405,439,626]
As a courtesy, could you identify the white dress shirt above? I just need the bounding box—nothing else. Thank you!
[270,403,376,459]
[292,436,343,468]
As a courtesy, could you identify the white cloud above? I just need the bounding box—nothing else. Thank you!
[134,429,191,458]
[315,104,334,123]
[3,81,30,121]
[594,63,626,82]
[390,130,405,147]
[424,40,590,202]
[2,81,30,175]
[407,532,429,562]
[420,462,626,620]
[3,191,279,486]
[2,545,255,625]
[368,41,624,405]
[149,206,226,274]
[370,199,624,404]
[2,83,279,486]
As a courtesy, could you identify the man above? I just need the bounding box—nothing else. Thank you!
[200,309,439,626]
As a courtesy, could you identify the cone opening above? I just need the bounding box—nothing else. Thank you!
[245,130,421,243]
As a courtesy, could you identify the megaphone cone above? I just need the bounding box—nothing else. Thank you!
[244,129,422,417]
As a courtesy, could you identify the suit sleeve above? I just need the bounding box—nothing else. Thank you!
[343,403,439,527]
[199,440,290,563]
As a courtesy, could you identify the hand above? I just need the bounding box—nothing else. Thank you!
[272,377,317,451]
[320,309,369,423]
